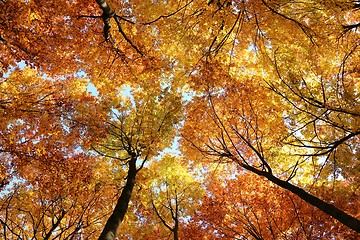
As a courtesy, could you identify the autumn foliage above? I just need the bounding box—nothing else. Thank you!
[1,0,360,239]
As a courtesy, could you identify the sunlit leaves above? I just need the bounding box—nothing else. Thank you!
[185,171,359,239]
[1,0,360,238]
[118,155,205,239]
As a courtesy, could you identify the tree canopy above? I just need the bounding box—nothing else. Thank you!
[1,0,359,239]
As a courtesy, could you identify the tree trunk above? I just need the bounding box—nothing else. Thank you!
[240,163,360,233]
[95,0,115,40]
[173,219,179,240]
[98,156,137,240]
[95,0,115,17]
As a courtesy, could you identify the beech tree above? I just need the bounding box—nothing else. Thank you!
[183,171,359,239]
[1,0,360,239]
[136,155,204,239]
[93,84,182,239]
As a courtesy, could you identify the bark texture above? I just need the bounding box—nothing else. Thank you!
[95,0,115,40]
[98,156,137,240]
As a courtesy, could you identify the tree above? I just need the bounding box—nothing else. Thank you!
[93,84,183,240]
[0,67,109,239]
[1,162,103,239]
[184,170,359,239]
[134,155,204,240]
[1,0,360,238]
[182,58,360,232]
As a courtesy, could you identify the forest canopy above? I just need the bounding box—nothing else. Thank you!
[1,0,359,239]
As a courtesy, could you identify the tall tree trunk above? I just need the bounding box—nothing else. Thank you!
[239,163,360,233]
[98,156,137,240]
[173,195,179,240]
[173,219,179,240]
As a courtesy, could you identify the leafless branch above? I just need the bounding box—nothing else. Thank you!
[142,0,194,25]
